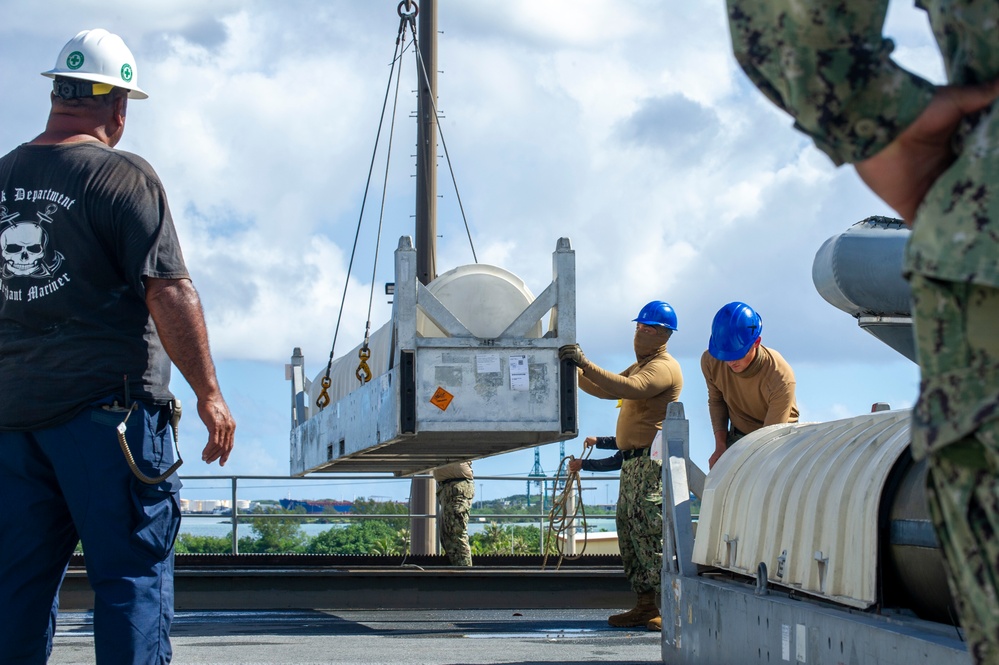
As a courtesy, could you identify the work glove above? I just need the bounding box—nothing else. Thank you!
[559,344,588,369]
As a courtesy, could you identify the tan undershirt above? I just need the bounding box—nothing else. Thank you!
[578,341,683,450]
[701,345,798,436]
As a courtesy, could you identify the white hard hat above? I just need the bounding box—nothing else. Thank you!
[41,28,148,99]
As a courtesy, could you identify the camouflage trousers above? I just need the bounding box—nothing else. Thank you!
[618,455,663,594]
[927,448,999,665]
[912,275,999,664]
[910,275,999,460]
[436,479,474,567]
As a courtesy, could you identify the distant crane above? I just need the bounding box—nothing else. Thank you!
[526,447,546,507]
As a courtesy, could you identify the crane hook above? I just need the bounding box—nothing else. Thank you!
[356,346,373,384]
[316,375,332,410]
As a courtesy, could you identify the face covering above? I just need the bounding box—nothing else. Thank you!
[634,327,668,359]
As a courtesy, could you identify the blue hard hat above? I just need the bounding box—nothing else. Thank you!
[708,302,762,361]
[633,301,678,331]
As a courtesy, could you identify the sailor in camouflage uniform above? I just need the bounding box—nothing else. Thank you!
[433,461,474,566]
[726,2,999,661]
[560,301,683,631]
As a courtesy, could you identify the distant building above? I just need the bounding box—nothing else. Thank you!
[179,499,253,514]
[558,531,620,555]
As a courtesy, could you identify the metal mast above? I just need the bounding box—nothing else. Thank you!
[409,0,438,556]
[414,0,438,287]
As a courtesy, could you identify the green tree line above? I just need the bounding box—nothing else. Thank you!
[174,507,574,555]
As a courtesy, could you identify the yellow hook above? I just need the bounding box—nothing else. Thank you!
[356,347,372,384]
[316,375,332,409]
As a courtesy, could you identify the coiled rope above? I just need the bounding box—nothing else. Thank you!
[541,444,595,570]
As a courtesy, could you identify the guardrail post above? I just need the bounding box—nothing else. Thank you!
[231,477,239,555]
[566,482,577,556]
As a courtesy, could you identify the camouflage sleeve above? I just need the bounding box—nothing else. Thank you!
[726,0,937,165]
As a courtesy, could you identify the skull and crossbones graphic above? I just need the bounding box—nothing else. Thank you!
[0,204,64,278]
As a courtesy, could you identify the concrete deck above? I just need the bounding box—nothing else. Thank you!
[51,608,662,664]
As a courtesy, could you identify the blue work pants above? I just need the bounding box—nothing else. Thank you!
[0,399,181,664]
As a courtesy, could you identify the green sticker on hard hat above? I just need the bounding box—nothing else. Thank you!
[120,63,133,83]
[66,51,84,70]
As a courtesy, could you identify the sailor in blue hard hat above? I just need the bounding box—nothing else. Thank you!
[560,300,683,632]
[565,301,680,478]
[633,300,678,331]
[702,302,798,469]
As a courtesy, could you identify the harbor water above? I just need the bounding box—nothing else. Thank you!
[179,517,616,541]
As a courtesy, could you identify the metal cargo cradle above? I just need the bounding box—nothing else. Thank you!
[289,236,578,476]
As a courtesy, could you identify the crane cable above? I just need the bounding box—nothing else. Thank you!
[541,444,595,570]
[316,0,478,409]
[317,6,413,409]
[357,7,410,386]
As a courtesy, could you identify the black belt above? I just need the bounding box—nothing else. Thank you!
[622,447,650,460]
[726,426,747,449]
[438,478,470,485]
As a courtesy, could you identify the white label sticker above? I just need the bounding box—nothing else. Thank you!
[476,354,501,374]
[782,624,790,661]
[509,355,529,391]
[650,430,663,460]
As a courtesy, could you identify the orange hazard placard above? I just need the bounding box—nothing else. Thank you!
[430,387,454,411]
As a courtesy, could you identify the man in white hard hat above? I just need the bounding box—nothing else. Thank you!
[0,29,235,664]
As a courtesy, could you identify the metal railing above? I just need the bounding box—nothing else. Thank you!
[179,473,621,555]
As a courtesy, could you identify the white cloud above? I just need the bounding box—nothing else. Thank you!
[0,0,938,488]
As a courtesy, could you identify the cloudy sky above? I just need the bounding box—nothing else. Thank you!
[1,1,941,505]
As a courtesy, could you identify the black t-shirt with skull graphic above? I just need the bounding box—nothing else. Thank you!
[0,142,188,429]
